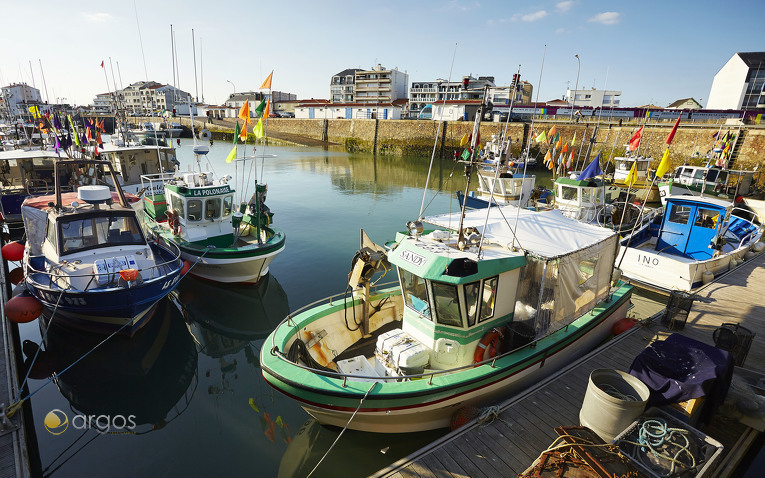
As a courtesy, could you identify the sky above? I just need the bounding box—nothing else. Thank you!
[1,0,763,109]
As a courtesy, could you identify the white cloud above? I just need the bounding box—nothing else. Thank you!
[512,10,548,22]
[83,13,111,23]
[555,28,566,35]
[556,1,574,13]
[588,12,620,25]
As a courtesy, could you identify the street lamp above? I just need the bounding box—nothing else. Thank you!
[227,80,236,95]
[570,54,580,121]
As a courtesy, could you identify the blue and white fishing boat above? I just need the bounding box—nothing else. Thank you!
[21,159,184,335]
[618,194,764,292]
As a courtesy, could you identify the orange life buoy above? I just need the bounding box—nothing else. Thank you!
[473,327,505,364]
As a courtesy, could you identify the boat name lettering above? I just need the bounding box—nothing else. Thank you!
[190,186,231,197]
[636,254,659,266]
[414,242,452,254]
[399,250,427,267]
[161,274,181,290]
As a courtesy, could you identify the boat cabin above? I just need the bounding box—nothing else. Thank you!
[554,177,605,222]
[656,196,733,259]
[612,156,652,184]
[671,165,755,196]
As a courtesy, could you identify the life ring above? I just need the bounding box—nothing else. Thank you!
[473,327,505,364]
[198,129,212,141]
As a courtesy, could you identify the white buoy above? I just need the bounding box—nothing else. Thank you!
[702,270,714,284]
[754,242,765,252]
[729,258,739,270]
[745,250,756,260]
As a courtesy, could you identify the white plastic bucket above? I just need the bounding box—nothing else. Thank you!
[579,369,651,442]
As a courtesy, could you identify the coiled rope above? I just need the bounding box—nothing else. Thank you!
[616,418,696,475]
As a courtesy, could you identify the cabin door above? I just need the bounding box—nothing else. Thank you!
[685,206,722,259]
[656,202,694,256]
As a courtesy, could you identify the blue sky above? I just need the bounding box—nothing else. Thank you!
[1,1,763,108]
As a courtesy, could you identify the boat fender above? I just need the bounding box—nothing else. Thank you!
[754,242,765,252]
[473,327,504,364]
[612,317,638,335]
[1,240,25,262]
[8,267,23,285]
[181,260,192,275]
[702,270,714,284]
[199,129,212,141]
[5,291,43,323]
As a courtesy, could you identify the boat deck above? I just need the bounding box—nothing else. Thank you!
[375,249,765,478]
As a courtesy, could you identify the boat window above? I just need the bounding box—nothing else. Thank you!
[615,160,629,171]
[693,169,705,179]
[668,205,691,225]
[694,208,720,229]
[170,194,184,218]
[637,162,649,171]
[465,281,480,327]
[45,219,56,247]
[560,185,578,201]
[679,168,693,178]
[222,195,233,217]
[432,282,463,327]
[674,168,683,178]
[706,170,719,182]
[59,214,144,255]
[205,198,221,220]
[400,269,431,318]
[187,200,202,222]
[479,276,498,322]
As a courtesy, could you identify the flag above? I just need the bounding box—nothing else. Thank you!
[625,161,637,188]
[460,148,471,160]
[233,121,241,143]
[238,101,250,121]
[571,132,576,147]
[555,136,562,150]
[627,126,643,152]
[225,145,238,163]
[561,143,569,154]
[666,114,681,145]
[551,132,560,146]
[535,130,547,143]
[656,148,671,178]
[240,121,248,141]
[253,99,271,139]
[567,150,574,170]
[548,125,557,139]
[100,61,104,68]
[28,106,40,118]
[544,150,553,170]
[459,133,469,147]
[577,153,603,180]
[260,71,274,90]
[255,99,267,118]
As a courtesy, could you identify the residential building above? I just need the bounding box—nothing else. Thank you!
[565,88,621,108]
[707,52,765,110]
[666,98,703,110]
[224,92,265,118]
[331,69,361,103]
[114,81,193,115]
[409,75,501,118]
[353,64,408,105]
[93,93,113,114]
[488,80,533,106]
[1,82,43,116]
[295,99,406,120]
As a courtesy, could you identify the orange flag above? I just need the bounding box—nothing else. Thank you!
[561,143,569,154]
[555,137,562,150]
[238,101,250,121]
[548,125,557,139]
[260,71,274,90]
[544,150,553,170]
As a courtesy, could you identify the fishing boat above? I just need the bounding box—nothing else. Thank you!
[611,155,660,203]
[139,146,285,284]
[261,207,632,433]
[20,159,184,335]
[617,194,764,293]
[657,164,759,205]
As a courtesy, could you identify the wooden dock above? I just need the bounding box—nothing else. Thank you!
[0,244,34,478]
[375,251,765,478]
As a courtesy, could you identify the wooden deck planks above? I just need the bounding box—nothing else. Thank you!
[375,250,765,478]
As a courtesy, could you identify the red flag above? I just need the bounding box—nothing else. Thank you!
[100,61,104,68]
[666,114,681,145]
[627,126,643,152]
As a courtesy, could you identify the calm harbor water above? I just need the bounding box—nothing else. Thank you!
[18,140,664,477]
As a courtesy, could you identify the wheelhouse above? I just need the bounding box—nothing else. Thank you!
[613,157,651,183]
[656,196,730,259]
[46,211,147,257]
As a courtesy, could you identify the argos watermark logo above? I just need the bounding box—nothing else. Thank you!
[44,409,137,435]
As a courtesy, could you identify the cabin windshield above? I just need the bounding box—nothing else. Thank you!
[432,282,462,327]
[59,213,145,255]
[694,208,720,229]
[400,269,431,318]
[559,185,578,202]
[706,170,720,182]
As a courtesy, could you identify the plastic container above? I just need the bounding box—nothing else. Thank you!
[613,407,723,478]
[579,369,651,442]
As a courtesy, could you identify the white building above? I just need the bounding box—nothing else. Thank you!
[409,75,495,119]
[565,88,621,109]
[1,83,43,116]
[354,64,408,105]
[430,100,482,121]
[331,69,361,103]
[295,100,405,120]
[105,81,192,115]
[706,52,765,110]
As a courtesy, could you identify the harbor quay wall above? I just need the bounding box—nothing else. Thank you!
[175,116,765,171]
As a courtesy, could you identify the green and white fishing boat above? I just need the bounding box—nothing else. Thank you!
[140,141,285,284]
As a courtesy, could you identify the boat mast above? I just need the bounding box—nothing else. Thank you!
[456,86,488,250]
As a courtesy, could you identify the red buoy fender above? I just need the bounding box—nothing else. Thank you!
[1,240,25,262]
[612,317,638,335]
[473,327,505,364]
[181,260,192,275]
[8,267,23,285]
[5,291,43,323]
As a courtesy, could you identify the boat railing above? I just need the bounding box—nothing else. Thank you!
[731,205,764,226]
[27,240,183,290]
[140,172,177,194]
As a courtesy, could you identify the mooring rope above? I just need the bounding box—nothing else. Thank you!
[306,381,378,478]
[615,418,696,475]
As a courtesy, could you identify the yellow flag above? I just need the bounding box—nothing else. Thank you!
[625,162,637,188]
[239,121,249,141]
[571,132,576,147]
[459,133,469,147]
[535,131,547,143]
[28,105,40,118]
[225,145,237,163]
[656,148,671,178]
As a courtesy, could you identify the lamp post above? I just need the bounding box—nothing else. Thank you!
[570,54,580,121]
[226,80,236,95]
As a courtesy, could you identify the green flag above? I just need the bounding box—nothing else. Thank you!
[535,131,546,143]
[255,99,267,117]
[233,121,241,143]
[253,118,265,140]
[461,148,471,160]
[225,145,237,163]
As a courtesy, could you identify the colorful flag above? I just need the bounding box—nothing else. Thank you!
[571,132,576,147]
[544,150,553,170]
[535,131,547,143]
[225,145,237,163]
[240,122,248,141]
[461,148,471,161]
[260,71,274,90]
[233,121,241,143]
[567,151,574,170]
[577,153,603,181]
[238,101,250,121]
[28,106,40,118]
[627,126,643,152]
[561,143,569,154]
[625,161,637,188]
[656,148,671,178]
[555,136,562,150]
[459,133,469,147]
[551,132,560,146]
[666,114,681,145]
[255,99,267,118]
[548,125,557,139]
[100,61,104,68]
[253,99,271,139]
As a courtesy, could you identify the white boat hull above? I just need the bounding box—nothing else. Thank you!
[180,243,285,284]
